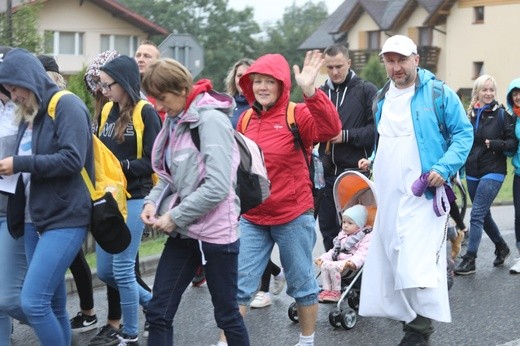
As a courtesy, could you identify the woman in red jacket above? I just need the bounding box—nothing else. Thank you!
[215,50,341,346]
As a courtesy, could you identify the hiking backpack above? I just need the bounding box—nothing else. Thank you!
[48,90,129,220]
[190,124,270,214]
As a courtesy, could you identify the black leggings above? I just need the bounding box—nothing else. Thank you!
[449,200,466,230]
[69,249,152,319]
[259,259,281,292]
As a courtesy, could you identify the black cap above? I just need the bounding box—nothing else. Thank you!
[37,54,60,74]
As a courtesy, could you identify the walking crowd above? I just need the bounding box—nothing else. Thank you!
[0,32,519,346]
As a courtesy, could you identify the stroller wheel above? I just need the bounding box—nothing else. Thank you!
[328,308,342,328]
[288,302,299,323]
[340,308,357,330]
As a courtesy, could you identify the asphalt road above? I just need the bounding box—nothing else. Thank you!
[11,205,520,346]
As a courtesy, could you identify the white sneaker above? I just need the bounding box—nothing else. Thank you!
[271,269,286,295]
[510,257,520,274]
[250,291,272,308]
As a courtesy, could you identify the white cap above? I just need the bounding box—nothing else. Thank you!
[380,35,417,56]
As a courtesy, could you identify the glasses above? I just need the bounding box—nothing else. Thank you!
[98,81,117,91]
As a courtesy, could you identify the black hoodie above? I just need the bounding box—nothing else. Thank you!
[99,55,161,199]
[318,72,377,176]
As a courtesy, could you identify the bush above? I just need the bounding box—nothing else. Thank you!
[66,66,93,115]
[360,54,387,89]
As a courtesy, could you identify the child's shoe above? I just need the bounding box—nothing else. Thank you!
[318,290,330,303]
[271,269,286,295]
[323,290,341,303]
[250,291,272,308]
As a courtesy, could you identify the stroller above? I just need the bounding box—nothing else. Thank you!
[287,170,377,330]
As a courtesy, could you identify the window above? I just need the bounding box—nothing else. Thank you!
[473,6,484,24]
[418,27,433,46]
[367,31,380,50]
[473,61,484,79]
[44,31,84,55]
[101,35,139,56]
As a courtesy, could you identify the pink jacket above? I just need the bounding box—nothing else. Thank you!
[319,227,373,269]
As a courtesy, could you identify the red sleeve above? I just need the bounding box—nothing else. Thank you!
[295,89,341,146]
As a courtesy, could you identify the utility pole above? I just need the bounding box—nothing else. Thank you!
[6,0,13,46]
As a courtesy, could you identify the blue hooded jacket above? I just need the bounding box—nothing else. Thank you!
[0,48,93,235]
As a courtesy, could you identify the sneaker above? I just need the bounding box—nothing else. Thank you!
[117,332,139,346]
[398,330,430,346]
[271,269,286,295]
[250,291,272,308]
[510,257,520,274]
[210,342,228,346]
[450,229,464,259]
[191,265,206,287]
[88,324,121,346]
[322,290,341,303]
[454,254,476,275]
[70,312,98,333]
[493,242,510,267]
[318,290,330,303]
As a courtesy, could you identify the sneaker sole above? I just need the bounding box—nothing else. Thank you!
[71,323,98,333]
[454,270,476,275]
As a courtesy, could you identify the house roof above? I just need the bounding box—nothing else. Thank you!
[298,0,359,50]
[1,0,168,36]
[299,0,452,50]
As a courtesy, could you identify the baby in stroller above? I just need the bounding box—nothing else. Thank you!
[315,204,373,303]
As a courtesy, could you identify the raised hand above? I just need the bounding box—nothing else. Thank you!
[293,50,324,98]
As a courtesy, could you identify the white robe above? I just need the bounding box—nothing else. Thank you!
[358,82,451,324]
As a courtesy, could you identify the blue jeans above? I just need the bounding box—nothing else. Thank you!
[0,218,27,346]
[146,236,249,346]
[513,175,520,251]
[237,213,319,306]
[22,224,87,346]
[466,179,505,256]
[96,199,151,336]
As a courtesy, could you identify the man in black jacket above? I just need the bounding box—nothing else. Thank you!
[318,44,377,251]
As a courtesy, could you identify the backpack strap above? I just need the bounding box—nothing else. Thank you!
[99,100,150,159]
[47,90,73,119]
[432,79,449,143]
[239,108,254,134]
[132,99,151,159]
[47,90,94,197]
[285,102,310,164]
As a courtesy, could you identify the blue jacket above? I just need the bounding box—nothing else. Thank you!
[372,68,473,183]
[506,78,520,175]
[0,49,93,235]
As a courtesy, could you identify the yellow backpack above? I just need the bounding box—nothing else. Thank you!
[48,90,129,220]
[100,100,158,185]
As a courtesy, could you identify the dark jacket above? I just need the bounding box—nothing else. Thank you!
[318,71,377,176]
[231,94,249,129]
[465,101,518,178]
[99,56,162,199]
[0,48,93,236]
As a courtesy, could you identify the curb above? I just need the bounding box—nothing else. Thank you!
[65,254,161,295]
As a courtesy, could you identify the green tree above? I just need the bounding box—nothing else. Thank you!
[118,0,261,91]
[259,1,328,101]
[66,66,94,115]
[360,54,388,89]
[0,3,44,52]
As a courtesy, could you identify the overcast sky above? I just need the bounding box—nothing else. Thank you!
[227,0,344,28]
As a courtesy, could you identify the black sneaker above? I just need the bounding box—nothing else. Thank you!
[88,324,121,346]
[454,254,476,275]
[398,330,430,346]
[70,312,98,333]
[117,332,139,346]
[493,242,510,267]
